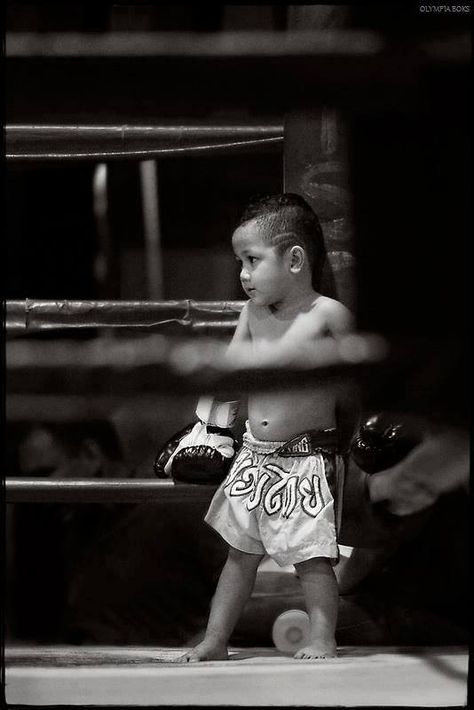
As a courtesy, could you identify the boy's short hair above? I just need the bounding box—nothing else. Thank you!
[238,193,326,288]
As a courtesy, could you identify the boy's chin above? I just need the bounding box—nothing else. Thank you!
[248,293,270,306]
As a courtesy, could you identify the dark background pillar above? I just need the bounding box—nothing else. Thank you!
[284,5,356,310]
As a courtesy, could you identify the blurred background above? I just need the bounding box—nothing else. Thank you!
[4,3,469,651]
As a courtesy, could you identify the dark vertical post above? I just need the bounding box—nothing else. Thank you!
[140,160,164,300]
[284,6,356,311]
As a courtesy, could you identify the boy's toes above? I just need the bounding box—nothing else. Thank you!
[174,655,187,663]
[294,643,337,660]
[174,652,194,663]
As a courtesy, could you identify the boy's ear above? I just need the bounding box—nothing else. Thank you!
[289,246,305,273]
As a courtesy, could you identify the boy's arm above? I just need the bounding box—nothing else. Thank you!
[194,303,250,427]
[322,301,360,452]
[225,301,251,360]
[323,299,355,337]
[153,304,250,480]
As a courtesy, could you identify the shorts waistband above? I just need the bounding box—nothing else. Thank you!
[243,422,338,456]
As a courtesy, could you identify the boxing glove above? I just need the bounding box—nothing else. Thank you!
[153,397,239,484]
[350,413,420,474]
[153,423,195,478]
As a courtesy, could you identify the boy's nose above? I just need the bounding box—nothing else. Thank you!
[240,268,250,282]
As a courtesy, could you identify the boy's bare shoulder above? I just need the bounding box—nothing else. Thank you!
[312,294,350,315]
[311,295,354,334]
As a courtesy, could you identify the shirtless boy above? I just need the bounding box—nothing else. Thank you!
[162,194,354,661]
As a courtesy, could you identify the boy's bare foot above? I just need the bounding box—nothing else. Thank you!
[294,639,337,660]
[175,640,228,663]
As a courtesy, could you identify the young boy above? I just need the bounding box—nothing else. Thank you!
[175,193,354,661]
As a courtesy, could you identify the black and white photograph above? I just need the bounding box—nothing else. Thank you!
[3,2,470,707]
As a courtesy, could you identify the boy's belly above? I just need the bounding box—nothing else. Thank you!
[248,388,337,441]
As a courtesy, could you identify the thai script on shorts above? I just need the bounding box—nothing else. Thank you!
[225,451,330,519]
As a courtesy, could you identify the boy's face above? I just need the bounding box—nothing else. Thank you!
[232,219,291,307]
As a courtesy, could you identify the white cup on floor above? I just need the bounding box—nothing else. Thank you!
[272,609,311,653]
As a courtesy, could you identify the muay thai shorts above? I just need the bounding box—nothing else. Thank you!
[205,423,345,566]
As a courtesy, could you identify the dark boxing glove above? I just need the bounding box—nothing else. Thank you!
[153,423,195,478]
[153,397,239,484]
[350,413,421,474]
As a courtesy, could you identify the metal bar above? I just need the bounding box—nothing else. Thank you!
[6,30,386,58]
[7,33,468,127]
[140,160,163,299]
[7,124,284,138]
[5,478,216,503]
[6,30,467,63]
[6,299,245,331]
[6,124,283,161]
[92,163,117,298]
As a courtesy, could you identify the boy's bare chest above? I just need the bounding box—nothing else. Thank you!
[249,312,293,343]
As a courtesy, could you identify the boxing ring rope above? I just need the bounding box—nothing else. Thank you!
[6,299,245,331]
[6,124,283,161]
[6,479,214,504]
[6,325,463,435]
[6,331,389,394]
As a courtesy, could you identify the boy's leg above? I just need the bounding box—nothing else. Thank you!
[293,556,338,659]
[177,546,264,662]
